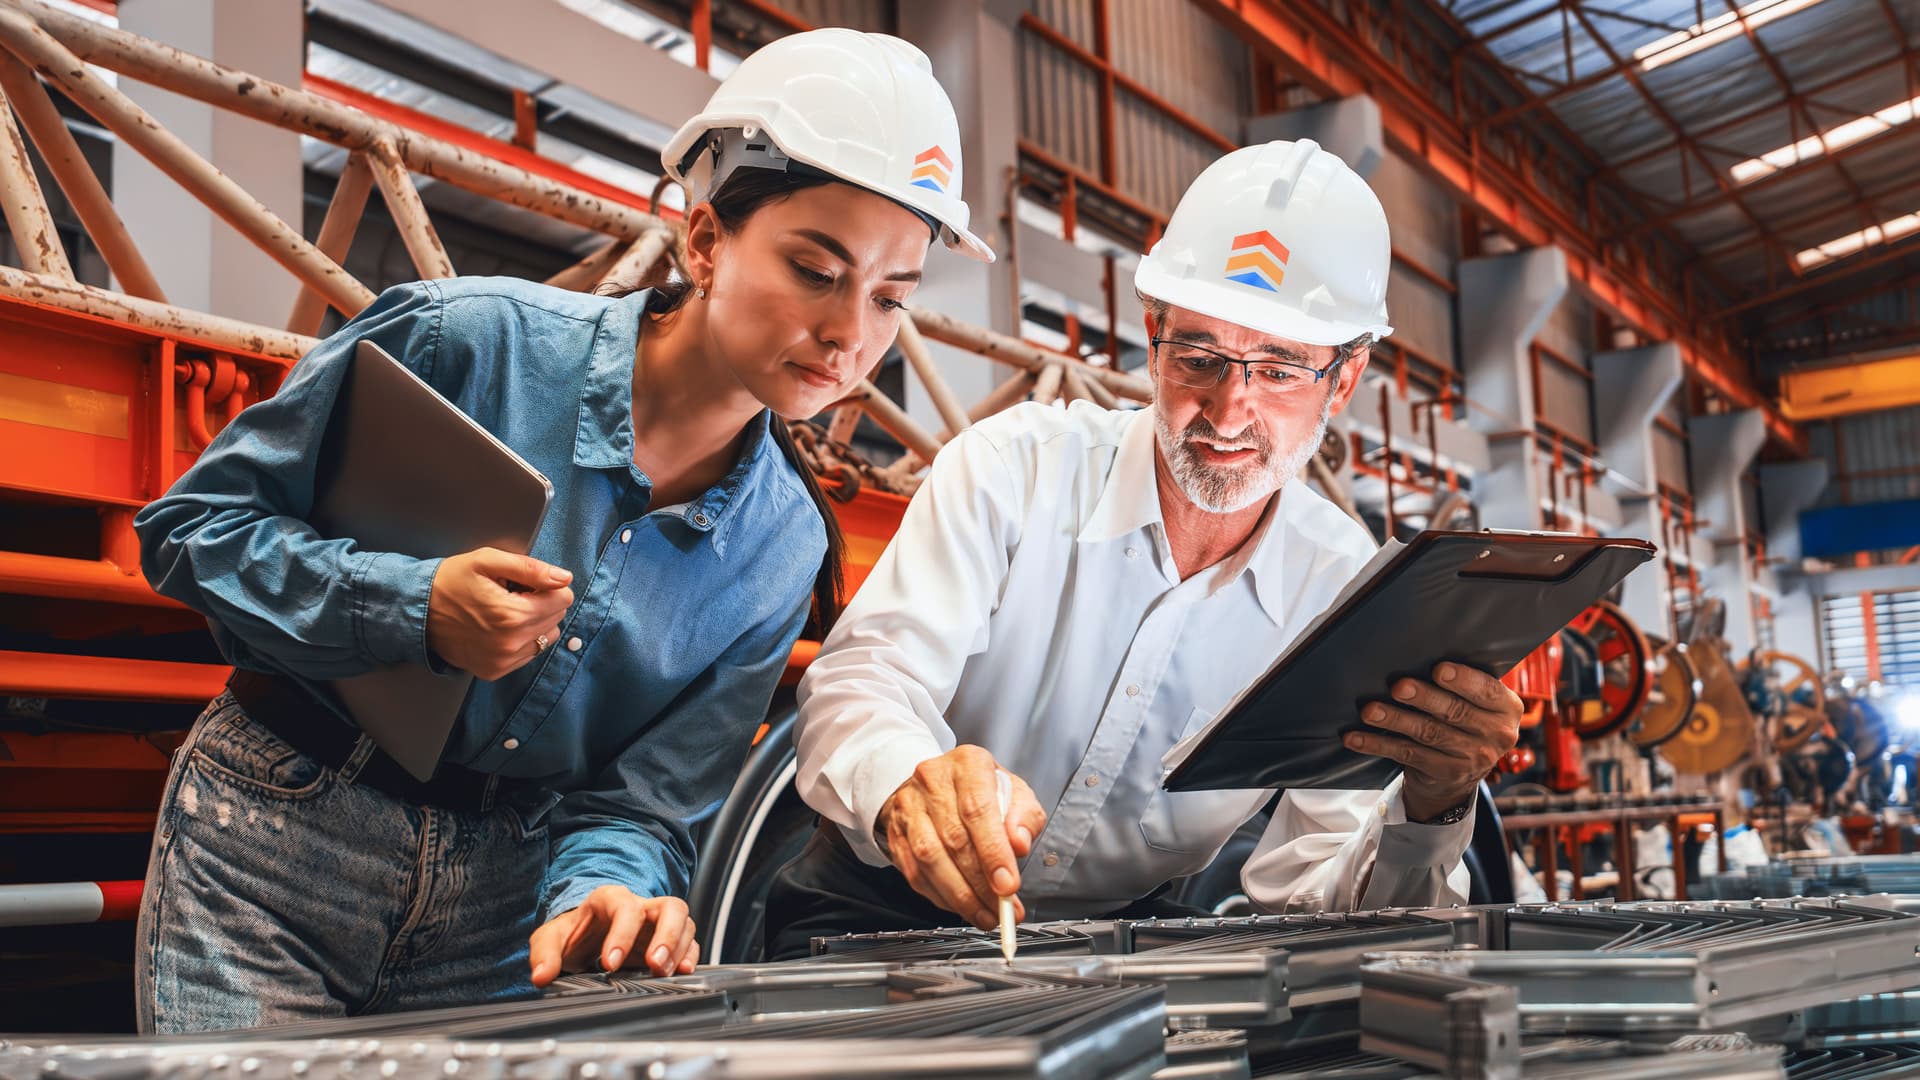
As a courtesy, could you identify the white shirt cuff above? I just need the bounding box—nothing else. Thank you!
[841,731,946,867]
[1378,792,1477,869]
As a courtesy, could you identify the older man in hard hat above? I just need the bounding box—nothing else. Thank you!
[765,140,1522,958]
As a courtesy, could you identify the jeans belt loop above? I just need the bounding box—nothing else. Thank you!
[481,774,500,814]
[339,732,380,785]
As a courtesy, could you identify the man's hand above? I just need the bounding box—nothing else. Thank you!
[426,547,574,680]
[528,886,697,987]
[1344,662,1522,822]
[878,745,1048,930]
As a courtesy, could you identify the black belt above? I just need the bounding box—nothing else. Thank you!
[225,669,508,813]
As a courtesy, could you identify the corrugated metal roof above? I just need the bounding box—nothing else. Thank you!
[1450,0,1920,362]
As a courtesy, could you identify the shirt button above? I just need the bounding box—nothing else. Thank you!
[502,738,520,751]
[1377,802,1389,816]
[1125,685,1140,698]
[1125,547,1139,559]
[566,636,583,652]
[693,512,710,527]
[1042,853,1059,867]
[620,528,632,544]
[1085,774,1099,787]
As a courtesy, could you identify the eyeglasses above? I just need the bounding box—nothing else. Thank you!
[1150,336,1343,395]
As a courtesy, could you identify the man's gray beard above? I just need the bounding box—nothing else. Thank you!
[1154,392,1334,514]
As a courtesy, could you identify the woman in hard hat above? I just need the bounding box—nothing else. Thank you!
[131,28,991,1033]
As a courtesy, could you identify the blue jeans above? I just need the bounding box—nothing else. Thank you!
[135,693,548,1034]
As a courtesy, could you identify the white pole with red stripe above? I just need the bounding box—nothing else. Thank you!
[0,881,143,926]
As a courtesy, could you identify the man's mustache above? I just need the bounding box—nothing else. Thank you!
[1180,418,1270,455]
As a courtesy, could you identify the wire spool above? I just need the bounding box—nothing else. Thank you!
[1748,650,1821,703]
[1775,704,1825,754]
[1316,427,1349,472]
[1630,639,1700,748]
[1563,601,1654,741]
[1659,700,1754,775]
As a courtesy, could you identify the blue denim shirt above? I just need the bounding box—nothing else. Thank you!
[135,277,824,919]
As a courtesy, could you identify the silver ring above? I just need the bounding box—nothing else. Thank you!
[535,634,551,652]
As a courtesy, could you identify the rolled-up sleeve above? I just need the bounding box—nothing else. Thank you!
[134,283,446,680]
[1241,775,1474,912]
[541,592,811,920]
[793,429,1025,867]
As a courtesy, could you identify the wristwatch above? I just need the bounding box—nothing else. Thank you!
[1414,802,1472,826]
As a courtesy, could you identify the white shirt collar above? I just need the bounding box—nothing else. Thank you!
[1075,407,1163,545]
[1076,408,1294,625]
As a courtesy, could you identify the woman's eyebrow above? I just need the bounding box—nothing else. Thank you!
[794,228,923,283]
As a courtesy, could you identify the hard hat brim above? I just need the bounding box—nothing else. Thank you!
[1135,262,1393,347]
[665,115,995,264]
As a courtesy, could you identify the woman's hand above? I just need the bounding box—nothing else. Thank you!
[426,547,573,680]
[528,886,699,986]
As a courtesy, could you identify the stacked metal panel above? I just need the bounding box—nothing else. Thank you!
[12,899,1920,1078]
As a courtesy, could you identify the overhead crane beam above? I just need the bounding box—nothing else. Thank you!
[1778,350,1920,422]
[1194,0,1805,453]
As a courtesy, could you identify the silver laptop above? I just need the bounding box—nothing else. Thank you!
[308,340,554,781]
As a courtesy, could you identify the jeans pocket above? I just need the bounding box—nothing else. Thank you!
[188,706,334,801]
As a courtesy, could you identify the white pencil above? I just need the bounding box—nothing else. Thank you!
[995,770,1017,963]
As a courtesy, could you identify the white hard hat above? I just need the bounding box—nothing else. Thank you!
[663,28,994,263]
[1135,139,1392,346]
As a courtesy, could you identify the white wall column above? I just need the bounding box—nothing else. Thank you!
[113,0,304,326]
[896,0,1024,431]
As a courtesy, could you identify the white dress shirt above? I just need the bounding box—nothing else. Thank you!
[795,401,1474,919]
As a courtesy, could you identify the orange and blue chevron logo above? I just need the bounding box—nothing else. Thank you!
[1224,230,1290,292]
[910,146,953,194]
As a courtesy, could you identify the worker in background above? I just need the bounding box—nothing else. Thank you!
[132,29,992,1032]
[768,140,1522,958]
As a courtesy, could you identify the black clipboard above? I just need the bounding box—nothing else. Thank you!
[1161,530,1657,793]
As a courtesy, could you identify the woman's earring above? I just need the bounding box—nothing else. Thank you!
[694,285,707,299]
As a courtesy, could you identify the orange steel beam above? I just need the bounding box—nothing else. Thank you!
[726,0,810,34]
[302,74,675,222]
[0,732,172,836]
[0,551,185,607]
[1195,0,1803,453]
[0,650,230,703]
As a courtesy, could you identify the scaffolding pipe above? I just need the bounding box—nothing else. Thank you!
[12,0,663,241]
[1031,361,1065,404]
[366,137,455,280]
[910,307,1152,402]
[286,152,374,336]
[596,229,674,293]
[0,264,315,360]
[0,4,375,316]
[844,380,943,463]
[826,404,862,445]
[0,53,157,297]
[0,64,68,279]
[545,237,628,293]
[894,317,972,437]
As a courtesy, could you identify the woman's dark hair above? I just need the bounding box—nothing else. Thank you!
[600,168,848,638]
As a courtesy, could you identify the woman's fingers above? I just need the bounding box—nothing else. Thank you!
[599,891,645,971]
[642,898,693,975]
[527,906,586,987]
